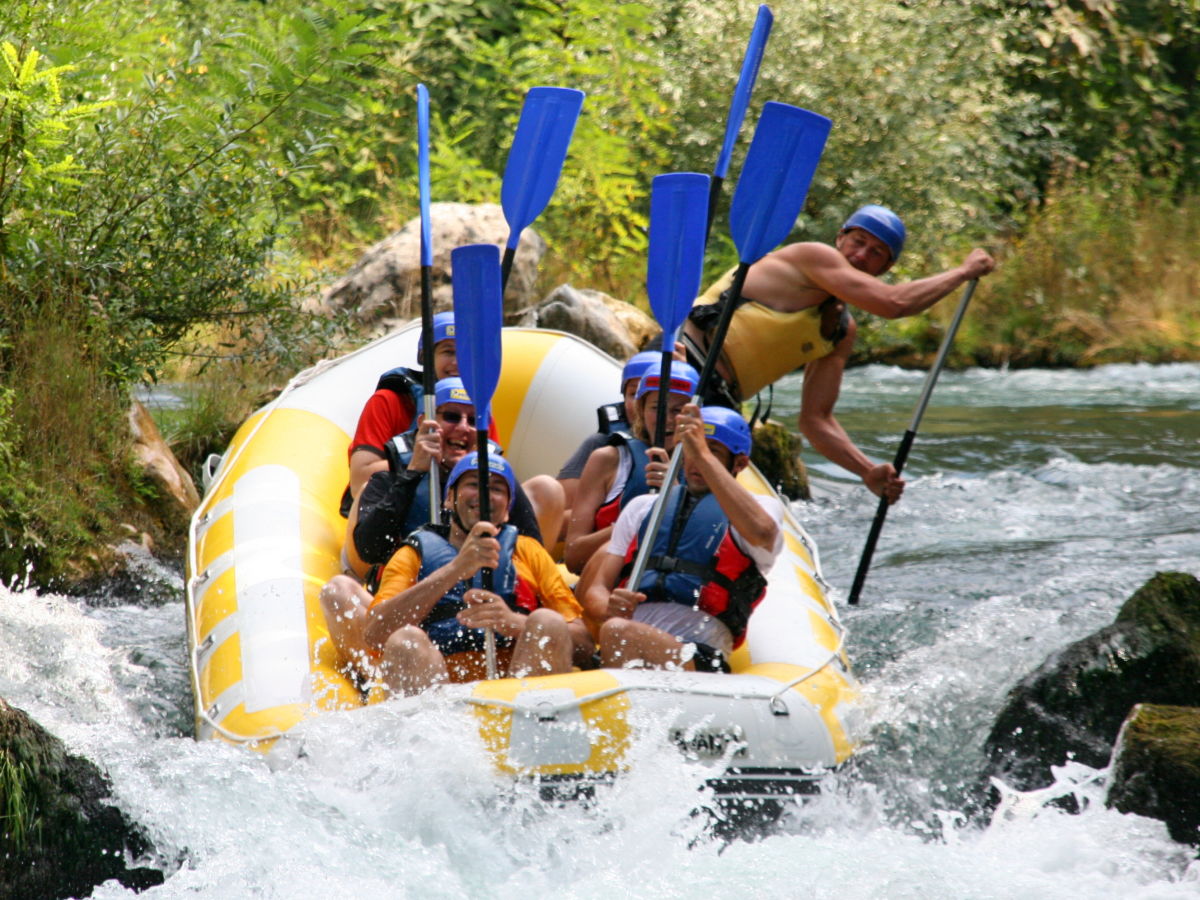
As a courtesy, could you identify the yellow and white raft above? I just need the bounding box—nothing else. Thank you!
[187,325,862,801]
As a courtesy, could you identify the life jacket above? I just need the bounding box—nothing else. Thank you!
[407,524,536,656]
[376,366,425,411]
[596,401,627,435]
[593,431,652,530]
[689,267,850,401]
[339,368,425,518]
[382,433,442,537]
[621,490,766,647]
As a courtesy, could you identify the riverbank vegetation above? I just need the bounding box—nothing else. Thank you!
[1,0,1197,586]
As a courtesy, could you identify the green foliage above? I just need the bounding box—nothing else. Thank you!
[660,0,1043,277]
[961,167,1200,366]
[996,0,1200,192]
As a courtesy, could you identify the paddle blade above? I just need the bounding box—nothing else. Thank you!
[647,172,710,344]
[730,101,832,264]
[501,86,585,249]
[450,244,504,429]
[417,84,432,268]
[714,4,773,181]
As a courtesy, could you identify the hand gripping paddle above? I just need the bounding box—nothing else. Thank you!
[626,102,832,589]
[451,243,505,677]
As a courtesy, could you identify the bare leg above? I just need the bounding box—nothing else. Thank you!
[522,475,565,553]
[509,609,572,677]
[598,617,694,670]
[381,625,450,696]
[320,575,376,672]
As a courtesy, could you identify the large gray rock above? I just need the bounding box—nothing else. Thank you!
[983,571,1200,792]
[513,284,657,360]
[1107,703,1200,845]
[317,202,545,327]
[0,698,164,898]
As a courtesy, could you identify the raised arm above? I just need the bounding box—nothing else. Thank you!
[676,404,778,550]
[761,242,993,320]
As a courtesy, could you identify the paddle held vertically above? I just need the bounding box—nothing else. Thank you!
[707,4,773,236]
[499,86,585,290]
[626,101,832,588]
[416,84,441,520]
[450,242,505,676]
[646,171,710,451]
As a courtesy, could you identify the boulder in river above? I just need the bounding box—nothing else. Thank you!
[512,283,657,359]
[1107,703,1200,845]
[748,419,810,502]
[316,202,545,328]
[983,571,1200,792]
[0,697,165,898]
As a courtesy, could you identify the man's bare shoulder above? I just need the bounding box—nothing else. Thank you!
[745,241,842,311]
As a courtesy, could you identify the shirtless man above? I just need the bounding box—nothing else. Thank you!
[682,204,996,503]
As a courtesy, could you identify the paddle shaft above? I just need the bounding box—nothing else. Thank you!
[628,263,751,586]
[500,248,516,292]
[474,428,497,676]
[847,279,978,606]
[707,5,773,238]
[416,85,441,521]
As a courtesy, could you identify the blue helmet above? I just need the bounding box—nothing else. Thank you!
[446,451,517,510]
[417,311,456,363]
[433,377,472,410]
[636,361,701,401]
[842,204,905,262]
[701,407,752,458]
[621,351,660,389]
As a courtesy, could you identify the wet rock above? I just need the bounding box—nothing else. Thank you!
[749,419,810,501]
[1107,703,1200,845]
[0,697,165,898]
[983,572,1200,792]
[513,284,657,359]
[316,202,545,326]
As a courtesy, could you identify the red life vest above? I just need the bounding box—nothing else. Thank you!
[620,490,766,647]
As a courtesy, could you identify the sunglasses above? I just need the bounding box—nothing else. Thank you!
[438,409,476,427]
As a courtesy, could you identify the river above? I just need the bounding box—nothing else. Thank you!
[2,363,1199,897]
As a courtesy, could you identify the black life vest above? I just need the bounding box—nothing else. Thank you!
[596,401,627,435]
[593,430,653,530]
[407,524,535,655]
[339,367,425,519]
[621,490,766,646]
[376,366,425,410]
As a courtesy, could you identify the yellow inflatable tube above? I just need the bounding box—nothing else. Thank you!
[187,326,862,781]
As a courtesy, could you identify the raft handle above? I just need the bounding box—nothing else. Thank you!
[769,696,789,716]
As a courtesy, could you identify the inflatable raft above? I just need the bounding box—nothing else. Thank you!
[186,325,862,803]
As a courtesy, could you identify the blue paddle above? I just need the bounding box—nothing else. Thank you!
[500,86,586,290]
[847,279,979,606]
[627,101,832,588]
[451,242,505,677]
[416,83,441,521]
[647,171,710,452]
[708,4,773,236]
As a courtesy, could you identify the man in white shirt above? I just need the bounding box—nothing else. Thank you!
[584,404,782,672]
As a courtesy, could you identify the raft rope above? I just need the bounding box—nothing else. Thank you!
[186,335,404,744]
[186,327,853,743]
[461,625,849,720]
